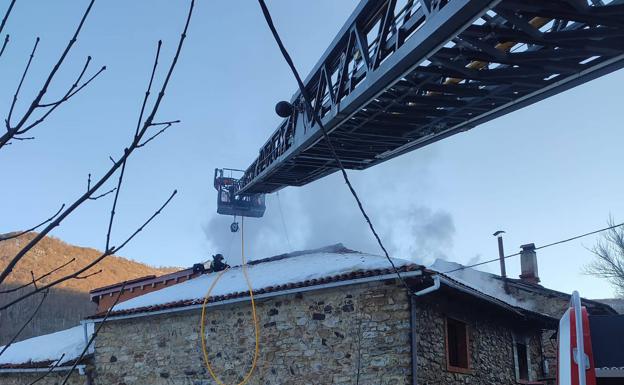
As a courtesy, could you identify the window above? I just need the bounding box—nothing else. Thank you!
[446,317,470,372]
[515,342,529,381]
[513,333,531,382]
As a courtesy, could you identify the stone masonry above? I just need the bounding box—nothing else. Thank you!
[0,279,551,385]
[90,279,548,385]
[93,280,412,385]
[414,293,544,385]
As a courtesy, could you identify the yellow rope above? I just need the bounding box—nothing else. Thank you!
[200,217,260,385]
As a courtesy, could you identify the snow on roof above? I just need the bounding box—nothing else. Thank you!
[113,245,416,313]
[429,259,535,311]
[0,324,93,368]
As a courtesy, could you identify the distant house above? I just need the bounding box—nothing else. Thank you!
[0,324,93,384]
[89,265,206,313]
[1,244,617,385]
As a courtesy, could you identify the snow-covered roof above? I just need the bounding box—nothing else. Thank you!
[429,259,536,312]
[105,244,420,317]
[428,260,615,319]
[0,324,93,369]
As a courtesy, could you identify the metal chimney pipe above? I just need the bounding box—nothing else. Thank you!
[493,231,507,278]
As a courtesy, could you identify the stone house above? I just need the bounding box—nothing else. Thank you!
[1,244,616,385]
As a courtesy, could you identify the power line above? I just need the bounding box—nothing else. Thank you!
[275,192,293,251]
[442,221,624,275]
[257,0,416,295]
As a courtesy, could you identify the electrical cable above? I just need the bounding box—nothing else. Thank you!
[200,217,260,385]
[442,221,624,274]
[258,0,416,296]
[276,191,293,250]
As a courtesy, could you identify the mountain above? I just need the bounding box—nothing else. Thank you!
[0,232,178,345]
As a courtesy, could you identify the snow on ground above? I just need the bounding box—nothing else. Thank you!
[429,259,534,311]
[0,324,93,366]
[114,249,413,311]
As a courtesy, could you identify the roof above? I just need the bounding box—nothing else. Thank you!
[429,259,532,310]
[89,275,157,294]
[594,298,624,314]
[0,324,93,370]
[89,244,422,319]
[429,259,616,318]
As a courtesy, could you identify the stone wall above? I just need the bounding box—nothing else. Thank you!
[93,280,412,385]
[0,369,87,385]
[91,279,550,385]
[414,292,546,385]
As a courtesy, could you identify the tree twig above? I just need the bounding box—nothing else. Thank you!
[0,204,65,242]
[0,258,75,294]
[6,37,40,129]
[0,290,49,358]
[59,284,127,385]
[74,269,102,280]
[26,353,66,385]
[105,157,127,250]
[0,34,8,59]
[0,0,16,37]
[0,190,177,311]
[87,187,117,201]
[0,0,97,149]
[0,0,194,286]
[137,122,176,148]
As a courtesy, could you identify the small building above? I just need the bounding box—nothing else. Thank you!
[0,324,93,385]
[90,265,206,313]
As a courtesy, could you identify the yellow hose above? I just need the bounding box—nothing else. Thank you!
[200,217,260,385]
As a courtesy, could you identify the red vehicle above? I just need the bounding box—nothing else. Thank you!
[557,291,624,385]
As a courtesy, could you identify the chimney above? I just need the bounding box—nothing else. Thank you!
[493,230,507,278]
[519,243,540,284]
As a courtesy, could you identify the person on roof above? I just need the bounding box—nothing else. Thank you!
[210,254,229,272]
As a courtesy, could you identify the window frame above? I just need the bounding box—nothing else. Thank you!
[445,316,471,374]
[512,332,533,383]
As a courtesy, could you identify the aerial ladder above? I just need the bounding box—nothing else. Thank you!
[214,0,624,219]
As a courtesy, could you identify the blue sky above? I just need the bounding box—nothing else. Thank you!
[1,1,623,299]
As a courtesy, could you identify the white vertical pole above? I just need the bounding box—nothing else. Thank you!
[571,291,586,385]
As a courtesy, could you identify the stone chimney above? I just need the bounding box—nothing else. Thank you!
[519,243,540,284]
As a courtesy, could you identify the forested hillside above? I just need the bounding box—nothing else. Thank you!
[0,232,177,345]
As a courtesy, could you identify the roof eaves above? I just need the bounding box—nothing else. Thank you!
[500,278,618,315]
[86,264,424,321]
[0,356,89,371]
[430,271,557,323]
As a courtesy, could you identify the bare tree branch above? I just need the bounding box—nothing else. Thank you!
[59,284,126,385]
[30,270,38,290]
[585,218,624,296]
[0,204,65,243]
[37,56,105,108]
[0,0,97,149]
[87,187,116,201]
[0,290,49,358]
[0,190,177,311]
[0,0,194,285]
[26,353,66,385]
[0,34,8,59]
[0,258,75,294]
[74,269,102,280]
[0,0,16,37]
[134,40,161,138]
[105,158,127,250]
[137,121,177,148]
[6,37,40,128]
